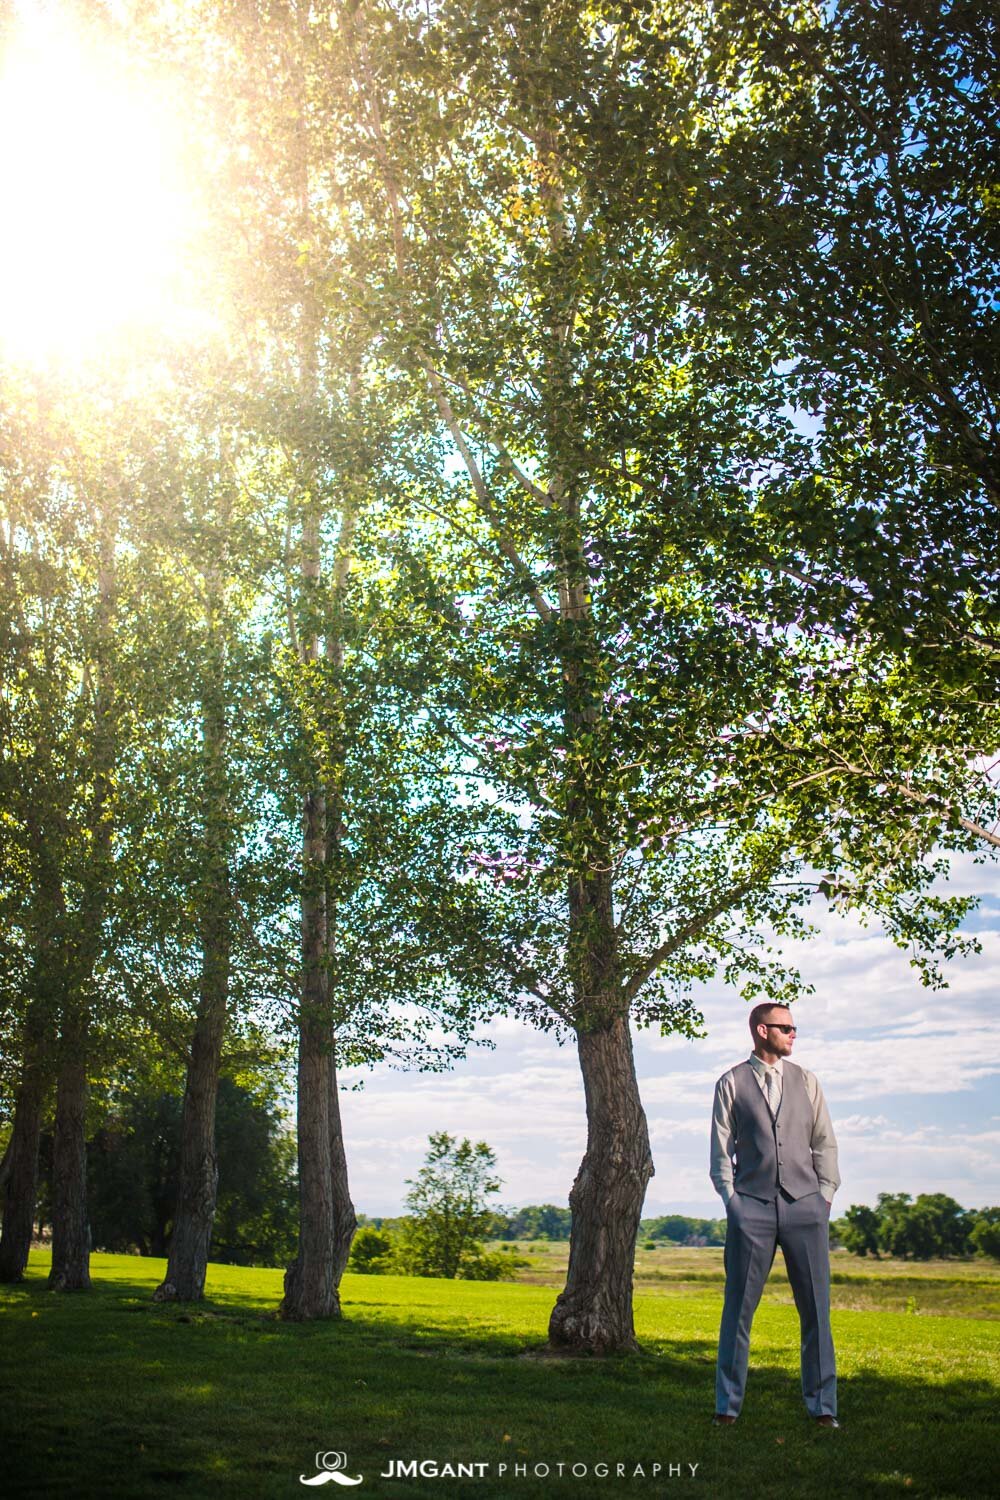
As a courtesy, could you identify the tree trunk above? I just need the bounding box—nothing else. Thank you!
[324,492,359,1287]
[543,669,657,1355]
[328,1039,357,1283]
[282,789,339,1321]
[282,1007,337,1320]
[281,775,356,1315]
[154,633,231,1304]
[47,493,117,1293]
[48,1014,91,1290]
[0,1019,49,1282]
[548,569,653,1354]
[535,81,651,1327]
[152,1008,227,1302]
[3,789,65,1282]
[279,40,358,1315]
[548,1012,653,1354]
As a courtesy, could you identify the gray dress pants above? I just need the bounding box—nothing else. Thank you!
[715,1189,836,1418]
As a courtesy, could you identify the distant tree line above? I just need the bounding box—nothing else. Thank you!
[363,1207,730,1248]
[491,1205,574,1241]
[640,1215,728,1248]
[835,1194,1000,1261]
[489,1200,1000,1259]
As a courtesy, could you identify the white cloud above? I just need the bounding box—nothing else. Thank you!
[835,1125,1000,1210]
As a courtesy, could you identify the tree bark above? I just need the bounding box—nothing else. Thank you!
[279,422,346,1321]
[282,1011,338,1319]
[550,499,654,1351]
[0,1015,49,1282]
[324,488,359,1286]
[281,790,340,1320]
[328,1037,357,1284]
[281,688,358,1313]
[155,622,231,1304]
[48,1015,91,1290]
[152,1006,227,1302]
[543,522,657,1353]
[548,1012,653,1354]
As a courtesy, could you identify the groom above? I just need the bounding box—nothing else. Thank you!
[709,1003,840,1428]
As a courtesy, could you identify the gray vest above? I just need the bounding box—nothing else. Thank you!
[731,1061,820,1201]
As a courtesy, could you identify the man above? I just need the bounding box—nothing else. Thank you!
[710,1003,840,1428]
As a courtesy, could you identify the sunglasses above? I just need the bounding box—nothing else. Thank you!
[764,1023,797,1034]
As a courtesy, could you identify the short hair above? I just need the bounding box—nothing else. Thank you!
[748,1002,791,1037]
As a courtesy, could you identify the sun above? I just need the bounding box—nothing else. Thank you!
[0,7,204,365]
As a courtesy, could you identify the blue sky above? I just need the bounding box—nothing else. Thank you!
[340,852,1000,1219]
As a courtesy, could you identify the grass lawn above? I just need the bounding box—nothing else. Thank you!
[2,1250,998,1499]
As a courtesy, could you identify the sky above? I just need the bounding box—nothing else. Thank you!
[339,852,1000,1219]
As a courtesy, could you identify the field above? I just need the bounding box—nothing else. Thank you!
[2,1248,998,1500]
[511,1240,1000,1320]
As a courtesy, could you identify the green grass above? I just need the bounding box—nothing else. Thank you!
[2,1251,998,1499]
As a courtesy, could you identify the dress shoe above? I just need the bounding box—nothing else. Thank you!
[814,1416,840,1429]
[712,1414,737,1426]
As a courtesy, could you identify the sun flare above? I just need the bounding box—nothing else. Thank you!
[0,8,204,364]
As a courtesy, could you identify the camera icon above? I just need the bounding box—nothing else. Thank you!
[317,1453,347,1473]
[299,1448,362,1487]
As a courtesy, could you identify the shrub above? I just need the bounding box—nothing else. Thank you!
[348,1225,397,1275]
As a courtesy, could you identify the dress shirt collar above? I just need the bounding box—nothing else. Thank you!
[749,1053,783,1079]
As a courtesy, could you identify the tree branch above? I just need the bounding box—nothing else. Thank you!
[622,880,755,1006]
[620,876,755,1008]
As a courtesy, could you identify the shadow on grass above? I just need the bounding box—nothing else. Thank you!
[1,1270,997,1499]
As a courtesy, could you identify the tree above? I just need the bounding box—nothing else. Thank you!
[313,0,988,1354]
[879,1193,972,1260]
[347,1225,396,1274]
[0,387,66,1282]
[836,1204,882,1259]
[682,0,999,881]
[838,1192,974,1260]
[171,0,525,1320]
[969,1210,1000,1261]
[398,1132,504,1280]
